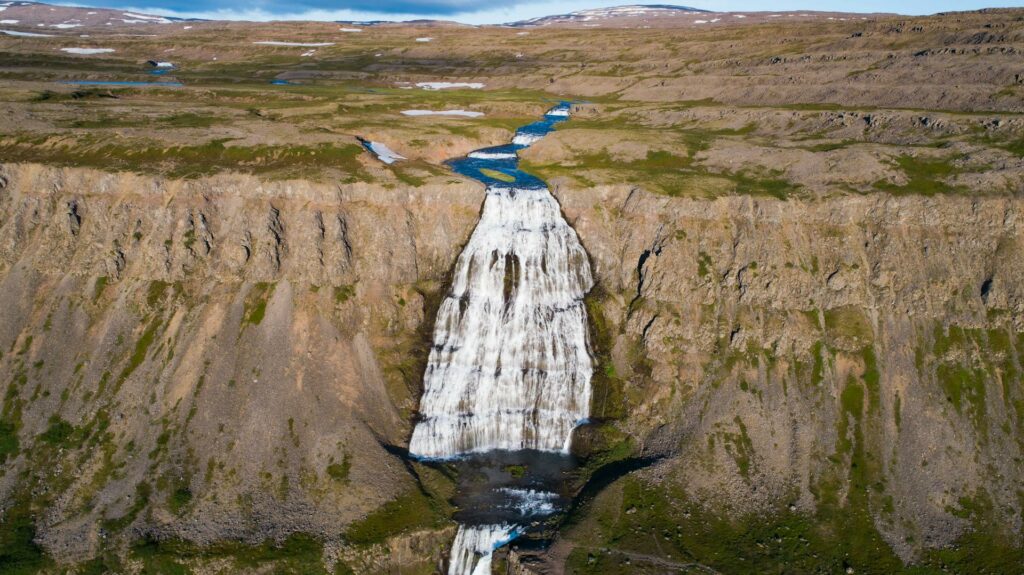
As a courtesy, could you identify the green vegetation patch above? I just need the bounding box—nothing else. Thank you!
[333,284,355,304]
[0,136,369,181]
[117,315,163,388]
[874,154,969,196]
[479,167,516,183]
[243,282,276,326]
[132,532,331,575]
[343,490,450,546]
[0,419,19,463]
[326,453,351,484]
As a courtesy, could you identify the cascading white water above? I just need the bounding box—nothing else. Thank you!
[410,103,592,575]
[447,524,518,575]
[408,184,594,458]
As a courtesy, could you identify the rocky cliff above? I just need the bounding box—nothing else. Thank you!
[1,162,1022,573]
[546,184,1024,572]
[0,163,479,572]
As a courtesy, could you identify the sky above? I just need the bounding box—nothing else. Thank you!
[55,0,1023,24]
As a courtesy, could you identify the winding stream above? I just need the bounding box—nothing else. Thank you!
[408,103,594,574]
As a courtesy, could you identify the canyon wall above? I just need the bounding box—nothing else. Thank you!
[0,163,479,571]
[1,163,1021,571]
[552,183,1023,569]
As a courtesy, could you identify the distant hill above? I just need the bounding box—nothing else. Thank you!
[510,4,709,27]
[0,0,197,31]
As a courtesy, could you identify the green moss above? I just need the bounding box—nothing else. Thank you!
[132,533,331,574]
[93,276,109,302]
[0,497,50,575]
[565,476,904,575]
[38,416,76,446]
[861,346,881,411]
[824,306,873,345]
[584,291,627,420]
[874,154,969,196]
[168,485,193,514]
[0,419,18,463]
[147,280,171,307]
[0,136,370,181]
[117,315,162,388]
[504,464,527,479]
[721,416,755,480]
[937,364,987,433]
[333,284,355,304]
[343,490,449,546]
[697,251,713,278]
[810,341,826,387]
[730,170,792,200]
[327,453,351,484]
[64,112,225,130]
[243,282,276,326]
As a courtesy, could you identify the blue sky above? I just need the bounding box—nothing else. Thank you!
[57,0,1023,23]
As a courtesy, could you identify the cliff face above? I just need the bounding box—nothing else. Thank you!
[552,184,1024,569]
[0,163,480,571]
[1,163,1022,572]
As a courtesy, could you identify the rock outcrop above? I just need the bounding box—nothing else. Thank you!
[0,163,481,570]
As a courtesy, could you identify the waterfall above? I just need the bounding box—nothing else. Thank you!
[408,103,592,575]
[408,185,594,458]
[447,524,518,575]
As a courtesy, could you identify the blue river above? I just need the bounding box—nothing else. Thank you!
[447,101,571,189]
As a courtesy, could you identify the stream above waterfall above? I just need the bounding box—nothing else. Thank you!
[407,102,595,575]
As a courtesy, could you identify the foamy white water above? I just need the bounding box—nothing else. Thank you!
[467,151,517,160]
[448,524,517,575]
[498,488,559,516]
[511,133,543,146]
[408,182,593,458]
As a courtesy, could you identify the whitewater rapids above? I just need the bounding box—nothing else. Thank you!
[407,181,594,458]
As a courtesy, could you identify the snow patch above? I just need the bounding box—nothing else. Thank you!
[2,29,54,37]
[339,27,362,32]
[415,36,433,42]
[414,82,484,90]
[402,109,484,117]
[253,41,334,47]
[364,141,405,164]
[61,47,114,54]
[0,19,18,24]
[122,12,171,23]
